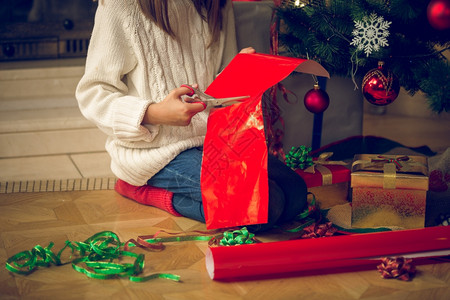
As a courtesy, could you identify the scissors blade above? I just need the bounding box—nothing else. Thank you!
[208,95,250,107]
[182,85,249,107]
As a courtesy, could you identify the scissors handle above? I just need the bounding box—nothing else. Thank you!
[180,84,196,97]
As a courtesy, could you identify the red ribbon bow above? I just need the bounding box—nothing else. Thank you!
[371,155,409,170]
[377,257,416,281]
[300,222,337,239]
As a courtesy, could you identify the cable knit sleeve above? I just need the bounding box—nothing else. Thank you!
[76,0,158,142]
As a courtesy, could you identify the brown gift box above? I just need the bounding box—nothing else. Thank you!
[351,154,429,229]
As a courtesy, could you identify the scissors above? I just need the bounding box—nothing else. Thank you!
[180,84,249,108]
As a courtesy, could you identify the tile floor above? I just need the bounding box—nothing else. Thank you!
[0,133,113,182]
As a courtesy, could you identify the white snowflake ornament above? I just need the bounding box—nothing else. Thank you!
[351,13,392,57]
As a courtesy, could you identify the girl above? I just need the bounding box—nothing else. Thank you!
[76,0,307,231]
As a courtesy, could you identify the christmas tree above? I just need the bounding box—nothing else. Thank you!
[276,0,449,113]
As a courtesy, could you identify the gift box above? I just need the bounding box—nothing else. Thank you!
[295,165,350,188]
[425,148,450,227]
[351,154,429,229]
[290,151,350,188]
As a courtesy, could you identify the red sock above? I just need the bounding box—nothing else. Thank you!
[115,179,182,216]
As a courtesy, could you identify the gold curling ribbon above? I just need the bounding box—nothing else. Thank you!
[304,152,348,174]
[351,160,371,171]
[383,163,397,189]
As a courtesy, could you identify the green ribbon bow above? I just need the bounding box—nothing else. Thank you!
[285,145,314,170]
[219,227,258,246]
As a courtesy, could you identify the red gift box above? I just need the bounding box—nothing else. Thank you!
[294,164,350,188]
[291,152,350,188]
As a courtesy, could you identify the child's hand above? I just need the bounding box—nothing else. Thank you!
[239,47,256,54]
[143,85,206,126]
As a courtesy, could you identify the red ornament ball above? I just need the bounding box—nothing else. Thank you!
[304,85,330,114]
[362,62,400,106]
[427,0,450,30]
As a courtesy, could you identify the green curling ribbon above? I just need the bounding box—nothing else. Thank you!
[295,192,317,221]
[278,192,318,233]
[130,272,180,283]
[130,235,213,249]
[285,145,314,170]
[219,227,257,246]
[283,218,316,233]
[124,231,217,251]
[5,242,61,275]
[5,231,180,282]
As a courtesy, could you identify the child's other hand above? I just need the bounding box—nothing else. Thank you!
[143,86,206,126]
[239,47,256,54]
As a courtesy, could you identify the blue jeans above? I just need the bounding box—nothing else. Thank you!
[147,147,205,221]
[147,147,307,226]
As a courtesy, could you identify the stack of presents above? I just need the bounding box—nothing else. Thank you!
[288,148,430,230]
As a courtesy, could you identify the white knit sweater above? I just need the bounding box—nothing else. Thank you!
[76,0,238,186]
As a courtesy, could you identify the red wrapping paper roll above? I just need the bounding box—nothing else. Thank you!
[205,226,450,280]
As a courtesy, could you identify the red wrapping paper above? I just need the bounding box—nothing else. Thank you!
[201,53,329,229]
[295,165,350,188]
[205,225,450,280]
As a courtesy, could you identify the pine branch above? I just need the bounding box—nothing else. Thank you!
[276,0,450,113]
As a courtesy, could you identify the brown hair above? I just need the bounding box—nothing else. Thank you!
[137,0,227,45]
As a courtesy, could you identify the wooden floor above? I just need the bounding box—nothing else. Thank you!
[1,184,449,300]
